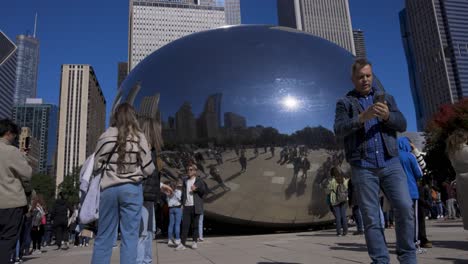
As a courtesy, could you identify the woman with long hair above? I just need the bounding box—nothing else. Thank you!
[137,117,172,264]
[91,103,155,264]
[327,166,349,236]
[30,194,46,254]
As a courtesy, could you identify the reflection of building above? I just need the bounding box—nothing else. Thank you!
[277,0,355,55]
[12,98,58,175]
[14,34,40,104]
[139,94,161,122]
[198,93,222,138]
[353,29,367,59]
[225,0,241,25]
[19,127,40,173]
[0,32,17,119]
[400,1,468,131]
[128,0,225,70]
[175,102,197,141]
[117,62,128,89]
[224,112,246,128]
[56,65,106,187]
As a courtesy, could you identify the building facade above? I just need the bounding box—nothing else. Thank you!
[13,98,58,175]
[18,127,40,173]
[400,0,468,131]
[175,102,197,142]
[56,65,106,187]
[128,0,225,70]
[225,0,241,25]
[277,0,355,55]
[353,29,367,59]
[0,32,16,119]
[224,112,246,128]
[117,61,128,89]
[14,35,40,104]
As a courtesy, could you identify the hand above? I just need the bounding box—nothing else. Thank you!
[191,185,197,192]
[358,106,378,123]
[373,102,389,121]
[161,185,173,195]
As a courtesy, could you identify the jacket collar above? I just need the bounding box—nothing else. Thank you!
[0,138,12,146]
[347,87,377,98]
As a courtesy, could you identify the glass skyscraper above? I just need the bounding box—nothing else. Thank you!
[12,99,58,175]
[14,35,40,104]
[400,0,468,131]
[0,31,17,119]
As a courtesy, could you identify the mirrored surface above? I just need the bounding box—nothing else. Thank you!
[116,25,382,227]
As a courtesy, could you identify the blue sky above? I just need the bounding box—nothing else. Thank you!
[0,0,416,131]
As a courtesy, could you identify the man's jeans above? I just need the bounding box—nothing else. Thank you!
[199,214,204,240]
[168,207,182,241]
[351,162,416,264]
[447,198,456,219]
[91,183,143,264]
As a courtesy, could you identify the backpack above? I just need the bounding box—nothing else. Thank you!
[335,183,348,204]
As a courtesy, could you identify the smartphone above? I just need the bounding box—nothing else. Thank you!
[374,93,386,104]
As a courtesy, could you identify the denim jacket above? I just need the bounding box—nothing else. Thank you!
[334,88,407,164]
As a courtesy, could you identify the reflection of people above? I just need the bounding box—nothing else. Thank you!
[239,154,247,172]
[209,165,230,191]
[0,119,33,264]
[270,146,275,157]
[334,59,415,263]
[327,167,349,236]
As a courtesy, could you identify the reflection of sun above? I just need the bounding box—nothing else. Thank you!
[282,95,299,110]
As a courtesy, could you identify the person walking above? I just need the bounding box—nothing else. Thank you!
[30,195,46,254]
[327,167,349,236]
[51,193,72,250]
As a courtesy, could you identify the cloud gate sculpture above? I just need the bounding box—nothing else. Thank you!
[115,25,383,227]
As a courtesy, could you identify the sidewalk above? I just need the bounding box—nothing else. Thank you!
[24,219,468,264]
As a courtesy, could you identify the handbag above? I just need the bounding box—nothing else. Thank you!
[79,143,118,224]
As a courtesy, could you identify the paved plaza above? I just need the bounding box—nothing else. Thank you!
[22,219,467,264]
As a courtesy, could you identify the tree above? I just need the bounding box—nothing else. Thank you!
[31,173,56,209]
[57,166,81,206]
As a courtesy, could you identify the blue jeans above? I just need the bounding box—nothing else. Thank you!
[198,214,204,239]
[352,205,364,232]
[351,162,416,264]
[168,207,182,241]
[91,183,143,264]
[333,202,348,235]
[136,232,153,264]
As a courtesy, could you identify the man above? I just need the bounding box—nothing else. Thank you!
[0,119,33,263]
[177,163,206,250]
[334,59,416,263]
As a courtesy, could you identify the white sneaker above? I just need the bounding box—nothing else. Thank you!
[85,243,89,247]
[33,250,41,255]
[175,244,186,251]
[198,238,204,242]
[174,239,181,245]
[168,240,175,246]
[191,242,198,249]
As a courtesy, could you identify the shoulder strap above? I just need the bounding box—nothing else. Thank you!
[100,143,119,174]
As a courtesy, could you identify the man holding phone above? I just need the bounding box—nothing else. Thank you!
[334,59,416,264]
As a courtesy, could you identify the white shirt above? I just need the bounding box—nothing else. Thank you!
[185,177,196,206]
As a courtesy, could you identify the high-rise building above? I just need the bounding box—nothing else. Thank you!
[117,62,128,89]
[175,102,197,142]
[353,29,367,59]
[14,35,40,104]
[400,0,468,131]
[18,127,40,173]
[0,32,16,119]
[56,65,106,187]
[198,93,222,138]
[138,94,161,122]
[13,98,58,175]
[277,0,355,55]
[224,112,246,128]
[225,0,241,25]
[128,0,225,70]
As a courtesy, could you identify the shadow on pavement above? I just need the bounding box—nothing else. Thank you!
[431,240,468,251]
[436,258,468,264]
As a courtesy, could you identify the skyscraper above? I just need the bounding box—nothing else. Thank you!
[0,31,16,119]
[117,62,128,89]
[175,102,197,142]
[198,93,222,138]
[277,0,355,55]
[400,0,468,131]
[225,0,241,25]
[18,127,40,173]
[56,65,106,186]
[128,0,225,70]
[12,98,58,175]
[224,112,246,128]
[353,29,367,59]
[14,34,40,104]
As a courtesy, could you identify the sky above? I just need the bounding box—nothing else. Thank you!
[0,0,416,131]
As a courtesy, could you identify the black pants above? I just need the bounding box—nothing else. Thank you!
[181,206,200,246]
[55,223,68,246]
[417,201,428,244]
[31,226,44,250]
[0,207,24,264]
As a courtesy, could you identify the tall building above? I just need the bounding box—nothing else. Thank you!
[175,102,197,142]
[198,93,222,138]
[56,65,106,187]
[400,0,468,131]
[138,94,161,122]
[14,35,40,104]
[128,0,225,70]
[277,0,355,55]
[224,112,246,128]
[0,31,17,119]
[225,0,241,25]
[353,29,367,59]
[13,98,58,175]
[117,62,128,89]
[18,127,40,173]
